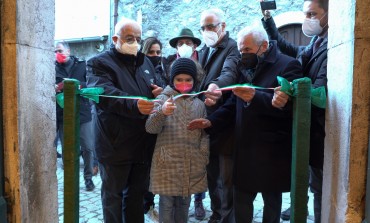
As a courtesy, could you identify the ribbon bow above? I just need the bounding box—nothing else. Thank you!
[277,76,326,109]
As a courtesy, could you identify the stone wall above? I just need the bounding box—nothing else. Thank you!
[2,0,58,222]
[322,0,370,222]
[116,0,302,56]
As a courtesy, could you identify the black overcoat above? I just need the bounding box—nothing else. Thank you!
[207,41,303,192]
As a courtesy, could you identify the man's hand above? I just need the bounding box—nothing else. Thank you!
[204,83,222,106]
[187,118,212,131]
[233,86,255,102]
[137,99,155,115]
[272,86,289,108]
[161,97,176,116]
[55,82,64,93]
[151,84,163,98]
[260,0,271,20]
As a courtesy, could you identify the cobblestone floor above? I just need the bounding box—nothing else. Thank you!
[57,158,314,223]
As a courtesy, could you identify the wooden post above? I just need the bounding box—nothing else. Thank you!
[290,78,311,222]
[363,132,370,223]
[63,79,80,223]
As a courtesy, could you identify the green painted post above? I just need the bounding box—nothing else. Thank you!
[290,78,311,223]
[63,79,80,223]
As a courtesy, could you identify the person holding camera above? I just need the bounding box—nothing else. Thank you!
[261,0,329,222]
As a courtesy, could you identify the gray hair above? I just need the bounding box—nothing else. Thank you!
[237,25,269,47]
[114,18,141,36]
[200,8,225,23]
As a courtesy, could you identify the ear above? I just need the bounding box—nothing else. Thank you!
[221,22,226,32]
[261,40,269,53]
[112,36,118,45]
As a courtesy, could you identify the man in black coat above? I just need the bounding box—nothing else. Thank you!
[262,0,328,222]
[188,25,303,223]
[55,41,95,191]
[86,18,162,223]
[197,8,240,223]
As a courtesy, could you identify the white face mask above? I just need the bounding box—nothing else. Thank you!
[177,44,194,58]
[302,13,327,37]
[116,40,139,56]
[202,27,221,47]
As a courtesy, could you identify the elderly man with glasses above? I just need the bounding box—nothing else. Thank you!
[197,8,240,223]
[86,18,162,223]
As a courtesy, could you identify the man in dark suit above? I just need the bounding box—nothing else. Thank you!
[197,8,240,223]
[188,25,303,223]
[261,0,328,222]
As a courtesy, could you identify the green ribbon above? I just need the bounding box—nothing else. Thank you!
[56,87,104,108]
[56,76,326,109]
[277,76,326,109]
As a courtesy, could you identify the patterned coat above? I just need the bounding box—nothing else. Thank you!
[145,86,209,197]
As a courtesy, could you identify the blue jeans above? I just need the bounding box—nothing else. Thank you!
[194,192,205,201]
[159,195,191,223]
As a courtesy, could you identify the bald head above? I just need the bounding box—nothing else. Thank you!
[112,18,142,47]
[114,18,141,36]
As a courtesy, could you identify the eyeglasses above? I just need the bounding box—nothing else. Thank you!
[177,40,194,47]
[199,23,221,33]
[54,49,63,53]
[148,50,161,55]
[119,35,142,44]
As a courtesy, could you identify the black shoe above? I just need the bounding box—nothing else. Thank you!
[85,179,95,191]
[208,213,221,223]
[281,207,291,220]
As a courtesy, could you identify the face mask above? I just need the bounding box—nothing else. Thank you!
[202,27,221,47]
[178,44,194,58]
[148,56,161,67]
[116,40,139,56]
[174,82,193,93]
[302,13,327,37]
[240,44,262,69]
[240,53,258,69]
[56,53,67,64]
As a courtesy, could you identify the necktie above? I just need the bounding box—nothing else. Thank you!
[207,47,214,62]
[313,37,323,53]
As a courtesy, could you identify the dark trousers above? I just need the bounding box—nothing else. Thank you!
[207,153,234,223]
[56,120,94,180]
[309,166,323,223]
[234,188,282,223]
[100,162,149,223]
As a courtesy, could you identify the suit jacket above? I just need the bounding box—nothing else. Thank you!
[262,17,327,169]
[198,32,240,155]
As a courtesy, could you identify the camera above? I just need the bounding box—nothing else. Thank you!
[260,0,277,10]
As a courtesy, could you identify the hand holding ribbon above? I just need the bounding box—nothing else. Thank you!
[161,96,177,116]
[138,99,155,115]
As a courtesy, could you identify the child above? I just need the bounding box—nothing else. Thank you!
[145,58,209,223]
